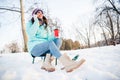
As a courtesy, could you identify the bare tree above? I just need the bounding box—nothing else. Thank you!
[5,42,20,53]
[94,0,120,46]
[92,27,97,47]
[72,41,80,49]
[97,22,109,45]
[106,10,116,45]
[0,0,27,51]
[94,0,120,15]
[115,13,120,43]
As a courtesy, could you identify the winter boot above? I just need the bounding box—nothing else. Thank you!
[59,53,85,72]
[41,54,55,72]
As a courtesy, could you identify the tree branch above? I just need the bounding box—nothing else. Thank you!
[108,0,120,14]
[0,7,21,13]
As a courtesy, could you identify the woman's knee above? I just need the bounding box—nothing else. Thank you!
[53,38,62,45]
[56,38,62,48]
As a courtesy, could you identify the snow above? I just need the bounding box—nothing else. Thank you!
[0,45,120,80]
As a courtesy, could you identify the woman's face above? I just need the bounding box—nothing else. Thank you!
[36,11,43,19]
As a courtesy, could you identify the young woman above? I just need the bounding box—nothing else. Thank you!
[26,8,85,72]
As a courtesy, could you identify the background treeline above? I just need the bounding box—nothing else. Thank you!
[0,37,120,53]
[0,39,80,53]
[60,39,80,50]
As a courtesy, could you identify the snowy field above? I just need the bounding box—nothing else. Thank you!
[0,45,120,80]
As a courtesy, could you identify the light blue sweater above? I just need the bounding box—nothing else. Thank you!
[26,17,55,53]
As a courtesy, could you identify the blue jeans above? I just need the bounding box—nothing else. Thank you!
[31,38,62,58]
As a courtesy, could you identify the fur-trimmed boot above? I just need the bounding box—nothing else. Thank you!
[59,53,85,72]
[41,54,55,72]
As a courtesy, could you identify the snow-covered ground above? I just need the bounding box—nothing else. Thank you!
[0,45,120,80]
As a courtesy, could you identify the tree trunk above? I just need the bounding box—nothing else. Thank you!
[98,23,108,46]
[107,11,115,46]
[86,28,90,48]
[116,14,120,43]
[93,30,97,47]
[20,0,28,51]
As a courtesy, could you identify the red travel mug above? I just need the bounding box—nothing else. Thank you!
[54,29,59,38]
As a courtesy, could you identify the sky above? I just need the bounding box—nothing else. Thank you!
[44,0,95,39]
[0,44,120,80]
[45,0,94,25]
[0,0,97,49]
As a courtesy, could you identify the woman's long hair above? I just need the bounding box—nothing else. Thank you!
[31,16,48,29]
